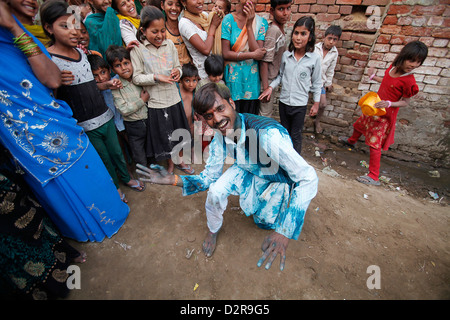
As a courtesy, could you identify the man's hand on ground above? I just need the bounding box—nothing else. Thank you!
[257,232,289,271]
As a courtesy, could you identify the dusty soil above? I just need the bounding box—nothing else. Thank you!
[66,134,449,301]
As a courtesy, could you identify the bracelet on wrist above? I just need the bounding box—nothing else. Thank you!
[386,100,391,108]
[172,174,179,186]
[369,74,375,81]
[13,32,42,58]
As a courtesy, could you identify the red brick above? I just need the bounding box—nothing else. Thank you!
[383,15,398,25]
[402,26,433,37]
[328,6,339,13]
[387,5,411,15]
[418,37,434,46]
[390,35,405,45]
[397,16,413,26]
[340,31,352,41]
[341,65,364,75]
[339,5,352,15]
[298,4,310,12]
[351,33,377,46]
[311,4,328,12]
[432,28,450,38]
[377,34,391,44]
[336,0,361,4]
[316,13,341,22]
[380,25,402,34]
[339,56,353,65]
[427,16,444,26]
[294,0,316,4]
[317,0,335,4]
[412,5,446,16]
[362,0,388,5]
[255,4,266,11]
[346,50,369,61]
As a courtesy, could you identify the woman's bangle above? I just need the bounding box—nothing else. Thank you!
[172,174,179,186]
[369,73,375,81]
[237,52,242,60]
[386,100,391,108]
[13,32,42,58]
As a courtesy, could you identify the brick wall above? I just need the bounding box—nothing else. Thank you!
[206,0,450,167]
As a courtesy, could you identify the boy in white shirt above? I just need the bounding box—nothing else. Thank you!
[313,25,341,133]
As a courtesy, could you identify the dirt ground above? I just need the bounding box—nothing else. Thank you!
[66,133,449,301]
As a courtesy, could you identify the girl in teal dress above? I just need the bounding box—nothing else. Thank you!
[221,0,268,115]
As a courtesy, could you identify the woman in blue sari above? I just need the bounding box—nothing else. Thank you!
[0,1,129,242]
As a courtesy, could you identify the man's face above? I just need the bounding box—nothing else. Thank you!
[201,93,237,136]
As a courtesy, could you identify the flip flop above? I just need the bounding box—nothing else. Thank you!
[175,164,195,175]
[127,179,146,192]
[356,175,381,186]
[120,192,128,203]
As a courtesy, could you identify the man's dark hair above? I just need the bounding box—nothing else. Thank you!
[105,45,131,67]
[193,82,231,115]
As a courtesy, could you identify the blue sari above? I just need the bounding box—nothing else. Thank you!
[0,18,129,242]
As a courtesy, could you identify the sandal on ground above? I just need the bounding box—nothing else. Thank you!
[338,136,355,148]
[356,175,381,186]
[127,179,145,192]
[175,164,195,174]
[120,192,128,203]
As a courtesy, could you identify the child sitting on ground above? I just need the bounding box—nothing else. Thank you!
[106,45,150,168]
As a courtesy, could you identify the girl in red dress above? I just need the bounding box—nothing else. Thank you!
[340,41,428,186]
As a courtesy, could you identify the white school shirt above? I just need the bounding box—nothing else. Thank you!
[179,14,210,79]
[314,42,338,88]
[270,50,322,106]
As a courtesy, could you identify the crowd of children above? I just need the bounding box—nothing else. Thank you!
[1,0,429,299]
[10,0,428,199]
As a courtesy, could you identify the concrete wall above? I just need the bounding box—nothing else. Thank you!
[207,0,449,167]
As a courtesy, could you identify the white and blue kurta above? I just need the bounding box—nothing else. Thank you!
[181,113,318,240]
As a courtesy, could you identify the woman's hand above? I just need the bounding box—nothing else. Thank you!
[210,8,223,29]
[243,0,255,27]
[252,47,266,60]
[0,0,20,34]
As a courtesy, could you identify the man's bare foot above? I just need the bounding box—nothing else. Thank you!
[202,231,218,257]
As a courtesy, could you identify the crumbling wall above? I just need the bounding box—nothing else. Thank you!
[205,0,450,167]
